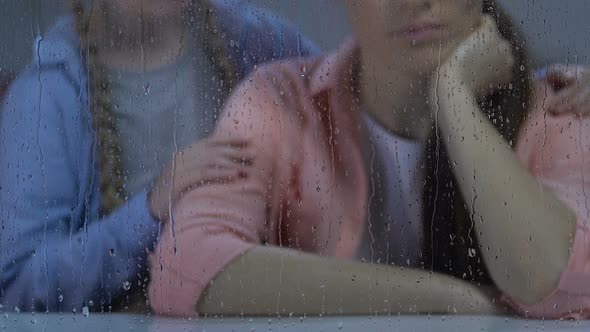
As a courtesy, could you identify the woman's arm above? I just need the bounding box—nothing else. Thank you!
[506,80,590,318]
[431,17,576,305]
[198,246,503,316]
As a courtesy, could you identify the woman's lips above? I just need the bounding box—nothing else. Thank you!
[394,23,447,43]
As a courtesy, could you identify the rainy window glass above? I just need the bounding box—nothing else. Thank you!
[1,0,590,331]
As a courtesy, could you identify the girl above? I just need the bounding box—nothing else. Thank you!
[0,0,315,312]
[149,0,590,319]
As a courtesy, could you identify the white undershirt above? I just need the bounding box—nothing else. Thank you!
[357,112,425,267]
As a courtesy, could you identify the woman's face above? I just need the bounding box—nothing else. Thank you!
[346,0,483,72]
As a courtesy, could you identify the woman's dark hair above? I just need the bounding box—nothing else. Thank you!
[422,0,533,284]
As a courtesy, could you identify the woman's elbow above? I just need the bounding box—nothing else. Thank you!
[509,241,572,305]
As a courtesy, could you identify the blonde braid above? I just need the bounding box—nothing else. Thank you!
[202,0,239,89]
[73,0,237,216]
[73,1,125,216]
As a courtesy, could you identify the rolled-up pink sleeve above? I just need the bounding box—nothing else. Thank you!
[148,186,261,316]
[148,66,294,316]
[508,81,590,319]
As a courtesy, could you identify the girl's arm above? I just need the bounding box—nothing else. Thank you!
[431,17,577,305]
[0,69,160,311]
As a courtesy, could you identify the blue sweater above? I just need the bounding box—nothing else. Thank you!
[0,1,316,312]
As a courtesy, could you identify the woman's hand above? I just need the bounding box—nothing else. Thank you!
[436,15,514,96]
[148,139,253,222]
[543,64,590,116]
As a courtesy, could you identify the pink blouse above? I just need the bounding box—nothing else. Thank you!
[149,42,590,318]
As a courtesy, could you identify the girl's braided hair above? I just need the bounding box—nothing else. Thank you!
[71,0,237,216]
[73,0,124,215]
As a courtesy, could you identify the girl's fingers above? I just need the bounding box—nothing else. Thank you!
[548,89,576,114]
[175,167,248,194]
[569,89,590,116]
[546,65,590,93]
[195,167,249,186]
[188,156,251,178]
[546,73,574,92]
[178,138,249,157]
[546,64,577,82]
[202,162,234,170]
[208,138,251,149]
[179,146,254,167]
[203,151,254,168]
[167,140,254,194]
[223,152,255,166]
[173,149,253,178]
[549,81,590,113]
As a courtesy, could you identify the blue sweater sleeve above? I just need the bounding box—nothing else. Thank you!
[0,68,159,312]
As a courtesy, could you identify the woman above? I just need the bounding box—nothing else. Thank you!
[149,0,590,319]
[0,0,315,312]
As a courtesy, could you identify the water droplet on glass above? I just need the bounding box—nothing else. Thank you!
[123,281,131,291]
[82,306,89,317]
[337,321,344,330]
[144,83,151,95]
[300,64,307,77]
[58,294,64,303]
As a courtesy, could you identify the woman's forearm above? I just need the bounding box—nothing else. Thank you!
[433,74,576,304]
[198,246,502,316]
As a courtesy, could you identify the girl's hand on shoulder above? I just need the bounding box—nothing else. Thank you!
[437,15,514,96]
[148,138,253,222]
[543,64,590,117]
